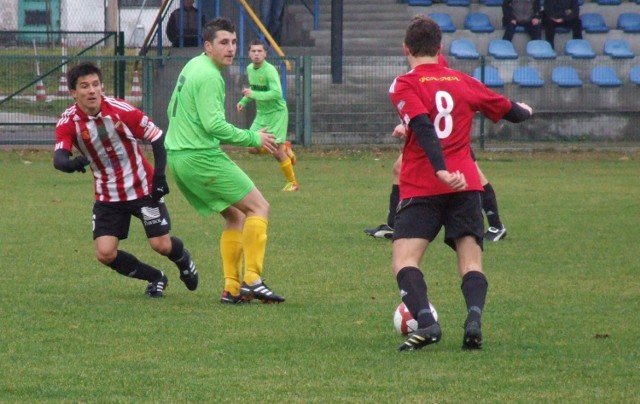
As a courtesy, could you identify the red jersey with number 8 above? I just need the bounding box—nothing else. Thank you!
[389,62,511,199]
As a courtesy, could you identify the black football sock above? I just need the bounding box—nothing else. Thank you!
[167,236,184,261]
[107,250,163,282]
[167,236,192,270]
[387,184,400,228]
[396,266,436,328]
[482,183,502,228]
[461,271,488,324]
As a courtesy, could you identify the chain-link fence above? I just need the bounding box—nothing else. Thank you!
[1,49,639,146]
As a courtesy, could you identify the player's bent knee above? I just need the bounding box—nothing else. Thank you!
[148,235,172,256]
[96,250,117,265]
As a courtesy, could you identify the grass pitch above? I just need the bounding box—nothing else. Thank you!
[0,147,639,402]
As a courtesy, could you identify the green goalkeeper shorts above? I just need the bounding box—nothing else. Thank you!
[167,149,254,216]
[250,109,289,144]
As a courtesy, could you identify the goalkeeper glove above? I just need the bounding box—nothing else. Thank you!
[152,175,170,200]
[69,156,90,173]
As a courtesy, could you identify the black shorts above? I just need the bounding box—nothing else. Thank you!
[392,192,484,250]
[92,196,172,240]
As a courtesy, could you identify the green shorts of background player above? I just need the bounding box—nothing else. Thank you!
[237,38,298,191]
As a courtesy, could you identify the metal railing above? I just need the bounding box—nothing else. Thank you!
[1,54,638,147]
[0,31,123,109]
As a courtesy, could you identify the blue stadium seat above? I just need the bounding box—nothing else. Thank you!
[446,0,471,6]
[488,39,518,59]
[630,66,640,85]
[450,39,480,59]
[408,0,433,5]
[617,13,640,33]
[481,0,503,6]
[464,12,495,33]
[472,66,504,87]
[429,12,456,33]
[526,40,557,59]
[513,66,544,87]
[564,39,596,59]
[580,13,609,33]
[603,39,635,59]
[596,0,621,4]
[590,66,622,87]
[551,66,583,87]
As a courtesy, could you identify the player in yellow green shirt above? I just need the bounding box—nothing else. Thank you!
[165,18,285,304]
[237,39,298,191]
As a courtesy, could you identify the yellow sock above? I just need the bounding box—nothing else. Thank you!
[280,158,296,183]
[243,216,268,285]
[220,229,243,295]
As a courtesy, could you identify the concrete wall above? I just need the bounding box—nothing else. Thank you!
[0,0,17,30]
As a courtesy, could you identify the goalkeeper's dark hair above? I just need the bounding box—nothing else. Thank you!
[202,17,236,43]
[67,62,102,91]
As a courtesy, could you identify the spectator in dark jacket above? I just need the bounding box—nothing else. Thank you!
[502,0,542,42]
[166,0,207,47]
[260,0,286,43]
[543,0,583,49]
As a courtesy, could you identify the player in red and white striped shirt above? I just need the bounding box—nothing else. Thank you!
[54,62,198,297]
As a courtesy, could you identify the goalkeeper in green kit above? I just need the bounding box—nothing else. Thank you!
[237,39,298,191]
[165,18,285,304]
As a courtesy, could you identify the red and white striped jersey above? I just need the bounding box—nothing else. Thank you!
[55,96,163,202]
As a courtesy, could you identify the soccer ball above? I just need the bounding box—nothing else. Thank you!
[393,302,438,336]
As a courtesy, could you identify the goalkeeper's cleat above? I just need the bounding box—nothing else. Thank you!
[177,248,198,291]
[398,323,442,352]
[240,281,285,304]
[220,290,248,304]
[282,181,299,192]
[284,140,296,165]
[462,321,483,350]
[364,224,394,239]
[483,225,507,242]
[145,272,168,298]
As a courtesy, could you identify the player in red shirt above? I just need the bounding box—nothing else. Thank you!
[390,16,532,351]
[365,54,508,242]
[53,62,198,297]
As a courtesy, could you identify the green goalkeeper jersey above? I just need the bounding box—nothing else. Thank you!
[238,60,287,116]
[165,54,261,151]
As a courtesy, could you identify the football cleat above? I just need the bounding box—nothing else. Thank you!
[364,224,394,239]
[483,225,507,242]
[462,321,483,350]
[282,181,299,192]
[220,290,248,304]
[177,249,198,291]
[240,281,285,304]
[398,323,442,352]
[284,140,297,165]
[145,272,168,298]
